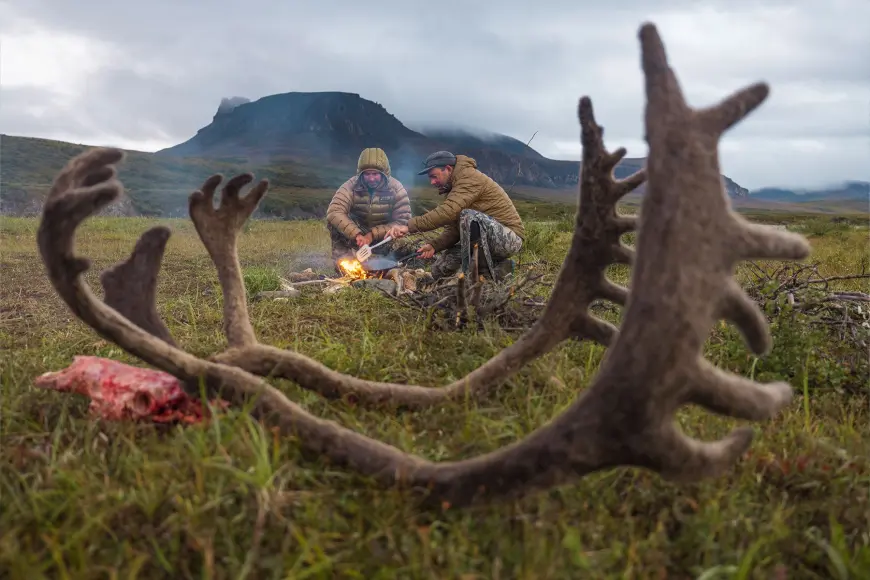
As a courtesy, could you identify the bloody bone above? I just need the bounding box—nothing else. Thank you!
[34,356,226,423]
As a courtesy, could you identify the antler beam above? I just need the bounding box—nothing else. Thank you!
[37,22,811,509]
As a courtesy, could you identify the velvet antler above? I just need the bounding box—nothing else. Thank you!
[37,22,810,508]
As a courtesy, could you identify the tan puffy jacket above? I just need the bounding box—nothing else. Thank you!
[407,155,525,251]
[326,174,412,241]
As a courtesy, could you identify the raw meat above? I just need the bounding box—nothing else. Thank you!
[34,355,226,424]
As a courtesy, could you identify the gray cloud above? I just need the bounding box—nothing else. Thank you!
[2,0,868,189]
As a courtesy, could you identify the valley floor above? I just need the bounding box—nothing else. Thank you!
[1,216,868,579]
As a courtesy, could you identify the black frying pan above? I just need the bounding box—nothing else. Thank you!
[361,249,420,272]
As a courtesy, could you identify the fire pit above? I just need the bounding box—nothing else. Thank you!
[327,257,432,295]
[334,249,423,285]
[252,252,548,334]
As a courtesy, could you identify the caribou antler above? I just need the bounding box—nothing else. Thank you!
[37,22,810,508]
[99,88,645,410]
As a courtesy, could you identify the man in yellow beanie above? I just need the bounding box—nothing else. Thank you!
[326,148,412,270]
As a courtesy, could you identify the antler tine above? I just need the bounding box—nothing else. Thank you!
[102,172,270,351]
[205,96,646,408]
[639,22,688,118]
[39,148,125,283]
[101,227,177,347]
[189,172,269,349]
[697,84,770,138]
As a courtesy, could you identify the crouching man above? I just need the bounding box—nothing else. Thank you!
[388,151,524,280]
[326,147,411,270]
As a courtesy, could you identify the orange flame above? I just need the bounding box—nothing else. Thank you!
[337,258,368,280]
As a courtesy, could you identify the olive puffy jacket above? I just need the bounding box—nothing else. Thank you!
[407,155,524,251]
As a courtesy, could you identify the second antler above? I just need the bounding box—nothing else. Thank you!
[36,23,810,508]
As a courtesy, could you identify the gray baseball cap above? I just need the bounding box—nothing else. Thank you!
[417,150,457,175]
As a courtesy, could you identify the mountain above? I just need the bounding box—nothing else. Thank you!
[17,91,865,220]
[751,181,869,203]
[158,91,747,195]
[162,92,426,165]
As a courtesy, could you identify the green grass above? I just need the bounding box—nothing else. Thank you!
[1,215,868,579]
[242,266,283,296]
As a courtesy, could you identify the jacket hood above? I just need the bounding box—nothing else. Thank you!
[447,154,477,188]
[453,154,477,172]
[356,147,391,178]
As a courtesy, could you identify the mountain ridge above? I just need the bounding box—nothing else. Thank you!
[157,91,748,195]
[750,181,869,203]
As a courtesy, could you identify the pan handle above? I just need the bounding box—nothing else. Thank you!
[395,248,422,264]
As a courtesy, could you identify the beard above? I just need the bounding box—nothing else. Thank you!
[437,183,452,195]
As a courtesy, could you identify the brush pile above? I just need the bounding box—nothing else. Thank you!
[385,244,551,331]
[743,259,870,347]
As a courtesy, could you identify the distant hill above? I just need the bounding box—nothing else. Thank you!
[750,181,869,204]
[161,92,426,166]
[0,134,350,218]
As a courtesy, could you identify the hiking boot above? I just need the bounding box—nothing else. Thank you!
[479,258,515,281]
[494,258,516,280]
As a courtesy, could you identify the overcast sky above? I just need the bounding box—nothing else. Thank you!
[2,0,867,190]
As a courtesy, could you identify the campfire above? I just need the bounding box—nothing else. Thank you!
[337,258,369,280]
[251,242,551,333]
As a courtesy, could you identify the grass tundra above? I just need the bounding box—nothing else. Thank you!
[1,213,868,579]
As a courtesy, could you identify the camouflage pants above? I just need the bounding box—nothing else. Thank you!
[327,223,394,269]
[431,209,523,281]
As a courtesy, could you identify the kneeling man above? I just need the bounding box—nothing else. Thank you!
[388,151,524,280]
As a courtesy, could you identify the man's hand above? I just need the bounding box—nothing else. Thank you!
[355,233,372,247]
[387,225,409,239]
[417,243,436,259]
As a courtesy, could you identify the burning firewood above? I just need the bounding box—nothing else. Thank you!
[261,264,434,298]
[270,259,546,330]
[337,258,369,280]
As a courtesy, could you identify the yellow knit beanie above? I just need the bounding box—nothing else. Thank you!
[357,148,391,177]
